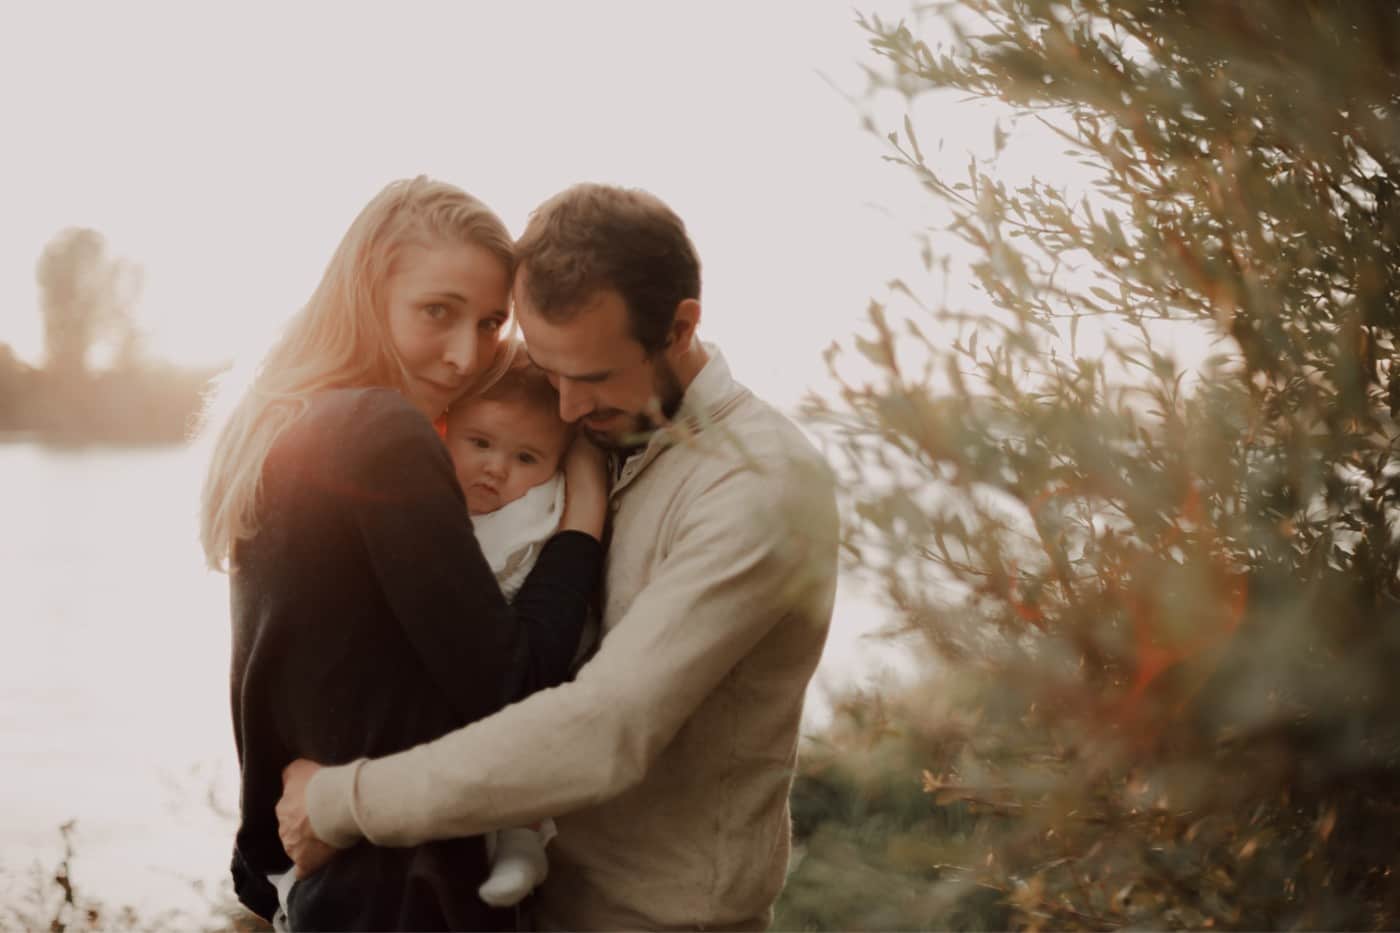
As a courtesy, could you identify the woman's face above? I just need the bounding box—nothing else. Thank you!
[384,241,511,418]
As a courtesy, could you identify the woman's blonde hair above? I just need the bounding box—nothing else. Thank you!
[198,176,517,571]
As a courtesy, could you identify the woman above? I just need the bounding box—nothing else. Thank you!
[199,176,607,930]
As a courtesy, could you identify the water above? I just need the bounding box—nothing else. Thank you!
[0,440,906,911]
[0,441,235,913]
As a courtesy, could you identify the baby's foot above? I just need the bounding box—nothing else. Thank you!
[479,858,539,908]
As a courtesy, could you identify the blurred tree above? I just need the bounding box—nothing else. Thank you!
[0,342,35,427]
[35,227,143,378]
[797,1,1400,928]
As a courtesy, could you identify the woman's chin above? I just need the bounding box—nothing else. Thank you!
[406,377,467,418]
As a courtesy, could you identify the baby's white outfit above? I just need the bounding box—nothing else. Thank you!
[471,473,566,600]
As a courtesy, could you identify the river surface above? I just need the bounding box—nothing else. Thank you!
[0,439,907,913]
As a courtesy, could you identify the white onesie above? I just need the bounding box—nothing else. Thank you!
[470,473,566,598]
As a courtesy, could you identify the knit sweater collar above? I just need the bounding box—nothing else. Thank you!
[611,344,749,497]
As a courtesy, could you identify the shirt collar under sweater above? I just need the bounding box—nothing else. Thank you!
[610,344,749,498]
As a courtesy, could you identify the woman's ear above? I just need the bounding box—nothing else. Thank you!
[666,299,702,354]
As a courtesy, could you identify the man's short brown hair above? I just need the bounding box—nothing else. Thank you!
[514,184,701,354]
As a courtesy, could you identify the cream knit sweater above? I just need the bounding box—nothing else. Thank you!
[307,349,839,930]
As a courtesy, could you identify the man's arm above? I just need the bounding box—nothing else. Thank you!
[303,455,838,849]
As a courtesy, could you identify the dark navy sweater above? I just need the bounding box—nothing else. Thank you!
[227,388,600,931]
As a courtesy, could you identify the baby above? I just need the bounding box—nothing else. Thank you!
[445,362,574,600]
[443,361,574,909]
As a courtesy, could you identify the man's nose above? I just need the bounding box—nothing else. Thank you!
[443,326,478,375]
[556,378,593,423]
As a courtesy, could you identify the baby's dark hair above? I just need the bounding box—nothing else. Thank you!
[447,360,569,435]
[479,361,559,411]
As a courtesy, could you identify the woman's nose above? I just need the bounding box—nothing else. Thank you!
[443,326,478,375]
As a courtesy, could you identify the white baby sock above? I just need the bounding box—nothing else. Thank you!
[479,826,550,908]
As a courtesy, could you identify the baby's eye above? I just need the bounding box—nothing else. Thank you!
[470,438,490,450]
[518,452,538,465]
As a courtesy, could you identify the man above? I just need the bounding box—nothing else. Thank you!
[277,183,839,930]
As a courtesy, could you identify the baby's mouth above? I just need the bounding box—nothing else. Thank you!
[467,482,500,504]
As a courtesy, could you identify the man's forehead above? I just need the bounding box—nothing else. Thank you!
[517,296,643,375]
[521,341,613,382]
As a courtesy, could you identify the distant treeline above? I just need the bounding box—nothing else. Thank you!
[0,342,219,445]
[2,226,225,445]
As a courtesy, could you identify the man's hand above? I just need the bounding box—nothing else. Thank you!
[277,758,340,878]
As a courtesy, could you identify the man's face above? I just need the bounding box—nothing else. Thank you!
[516,284,684,450]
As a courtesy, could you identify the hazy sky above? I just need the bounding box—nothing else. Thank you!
[0,1,961,410]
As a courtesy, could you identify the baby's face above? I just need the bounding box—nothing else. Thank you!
[445,398,569,515]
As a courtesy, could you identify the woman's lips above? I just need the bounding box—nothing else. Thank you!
[422,377,462,396]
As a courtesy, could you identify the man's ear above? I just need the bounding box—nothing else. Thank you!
[666,299,702,354]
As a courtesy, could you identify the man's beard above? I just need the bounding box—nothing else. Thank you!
[582,358,686,453]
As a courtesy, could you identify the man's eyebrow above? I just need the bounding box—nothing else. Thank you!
[523,349,611,383]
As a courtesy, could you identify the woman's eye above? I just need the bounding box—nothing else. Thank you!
[423,304,449,321]
[480,316,505,333]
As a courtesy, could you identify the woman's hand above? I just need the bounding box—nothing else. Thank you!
[277,759,340,878]
[560,433,608,541]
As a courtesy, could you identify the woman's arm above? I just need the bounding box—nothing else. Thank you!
[272,397,610,876]
[559,433,609,540]
[505,433,608,695]
[343,389,603,721]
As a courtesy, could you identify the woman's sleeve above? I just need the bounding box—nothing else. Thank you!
[340,390,602,722]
